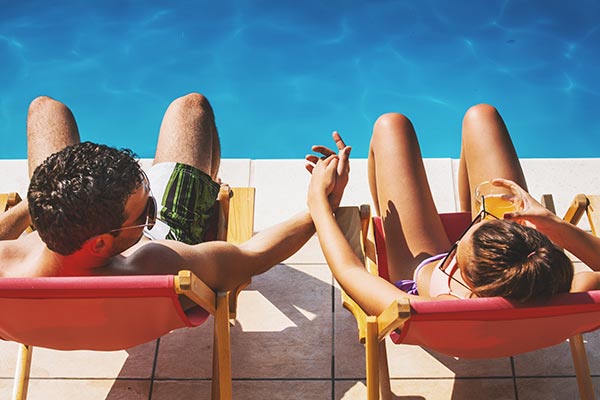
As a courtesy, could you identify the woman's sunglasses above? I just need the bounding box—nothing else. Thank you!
[438,208,499,293]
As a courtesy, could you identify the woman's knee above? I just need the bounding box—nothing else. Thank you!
[463,103,500,128]
[371,112,416,149]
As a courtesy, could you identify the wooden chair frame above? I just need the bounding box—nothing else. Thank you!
[1,187,255,400]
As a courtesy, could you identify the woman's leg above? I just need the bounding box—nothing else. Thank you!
[27,96,81,177]
[458,104,527,214]
[368,113,450,282]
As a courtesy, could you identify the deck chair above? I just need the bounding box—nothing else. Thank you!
[0,187,256,400]
[336,195,600,400]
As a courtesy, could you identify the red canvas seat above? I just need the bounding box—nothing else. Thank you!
[0,187,256,400]
[0,274,210,351]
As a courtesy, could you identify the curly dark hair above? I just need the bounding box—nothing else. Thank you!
[28,142,144,255]
[463,219,573,303]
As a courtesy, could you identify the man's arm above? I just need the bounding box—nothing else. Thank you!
[0,200,32,240]
[123,210,316,292]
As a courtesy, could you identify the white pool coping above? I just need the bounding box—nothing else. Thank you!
[2,158,600,231]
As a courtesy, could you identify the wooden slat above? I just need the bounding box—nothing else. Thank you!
[335,207,365,264]
[1,193,21,212]
[540,194,557,215]
[227,187,255,244]
[216,186,232,242]
[563,194,589,225]
[586,195,600,237]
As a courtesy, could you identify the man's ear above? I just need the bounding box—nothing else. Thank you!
[86,234,115,257]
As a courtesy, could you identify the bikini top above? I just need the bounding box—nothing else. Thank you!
[414,253,472,299]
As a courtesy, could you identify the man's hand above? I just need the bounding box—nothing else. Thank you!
[305,132,351,210]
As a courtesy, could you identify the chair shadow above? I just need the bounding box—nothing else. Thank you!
[102,262,336,399]
[101,262,520,399]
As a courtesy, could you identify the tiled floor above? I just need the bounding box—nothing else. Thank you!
[2,158,600,399]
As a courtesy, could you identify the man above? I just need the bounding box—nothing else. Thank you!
[0,93,349,294]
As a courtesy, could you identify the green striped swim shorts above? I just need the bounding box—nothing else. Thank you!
[144,162,220,244]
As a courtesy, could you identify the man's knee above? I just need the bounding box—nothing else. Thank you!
[170,92,215,120]
[371,112,415,146]
[28,96,62,117]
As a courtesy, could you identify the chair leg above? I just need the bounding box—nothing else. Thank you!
[365,317,380,400]
[378,340,392,400]
[12,344,32,400]
[212,292,233,400]
[569,334,595,400]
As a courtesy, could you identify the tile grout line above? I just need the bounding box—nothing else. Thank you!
[510,357,519,400]
[147,338,161,400]
[331,272,336,400]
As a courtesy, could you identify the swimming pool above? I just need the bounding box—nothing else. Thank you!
[1,0,599,159]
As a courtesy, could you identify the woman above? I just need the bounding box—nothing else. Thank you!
[306,104,584,317]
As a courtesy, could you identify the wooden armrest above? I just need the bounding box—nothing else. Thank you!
[175,270,217,315]
[376,299,411,341]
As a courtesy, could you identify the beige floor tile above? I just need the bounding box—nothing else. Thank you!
[0,341,19,377]
[516,377,600,400]
[151,380,212,400]
[0,378,150,400]
[218,159,252,187]
[333,289,512,379]
[335,378,516,400]
[513,329,600,376]
[283,234,326,264]
[0,159,29,196]
[250,160,312,231]
[520,158,600,224]
[153,322,215,379]
[153,379,331,400]
[157,263,334,380]
[23,340,156,379]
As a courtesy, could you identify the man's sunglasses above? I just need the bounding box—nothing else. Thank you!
[109,194,157,234]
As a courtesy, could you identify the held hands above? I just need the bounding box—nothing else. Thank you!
[492,178,562,234]
[307,155,339,210]
[305,132,351,211]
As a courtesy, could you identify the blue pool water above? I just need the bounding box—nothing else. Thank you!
[1,0,599,159]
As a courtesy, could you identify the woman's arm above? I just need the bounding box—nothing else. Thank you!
[307,155,419,316]
[497,178,600,271]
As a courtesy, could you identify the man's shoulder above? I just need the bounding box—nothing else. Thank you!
[0,233,47,277]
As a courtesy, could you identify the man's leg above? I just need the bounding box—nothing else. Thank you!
[27,96,80,177]
[153,93,220,179]
[458,104,527,215]
[368,113,450,282]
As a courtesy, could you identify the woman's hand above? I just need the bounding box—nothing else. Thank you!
[306,131,351,210]
[492,178,562,234]
[307,155,339,211]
